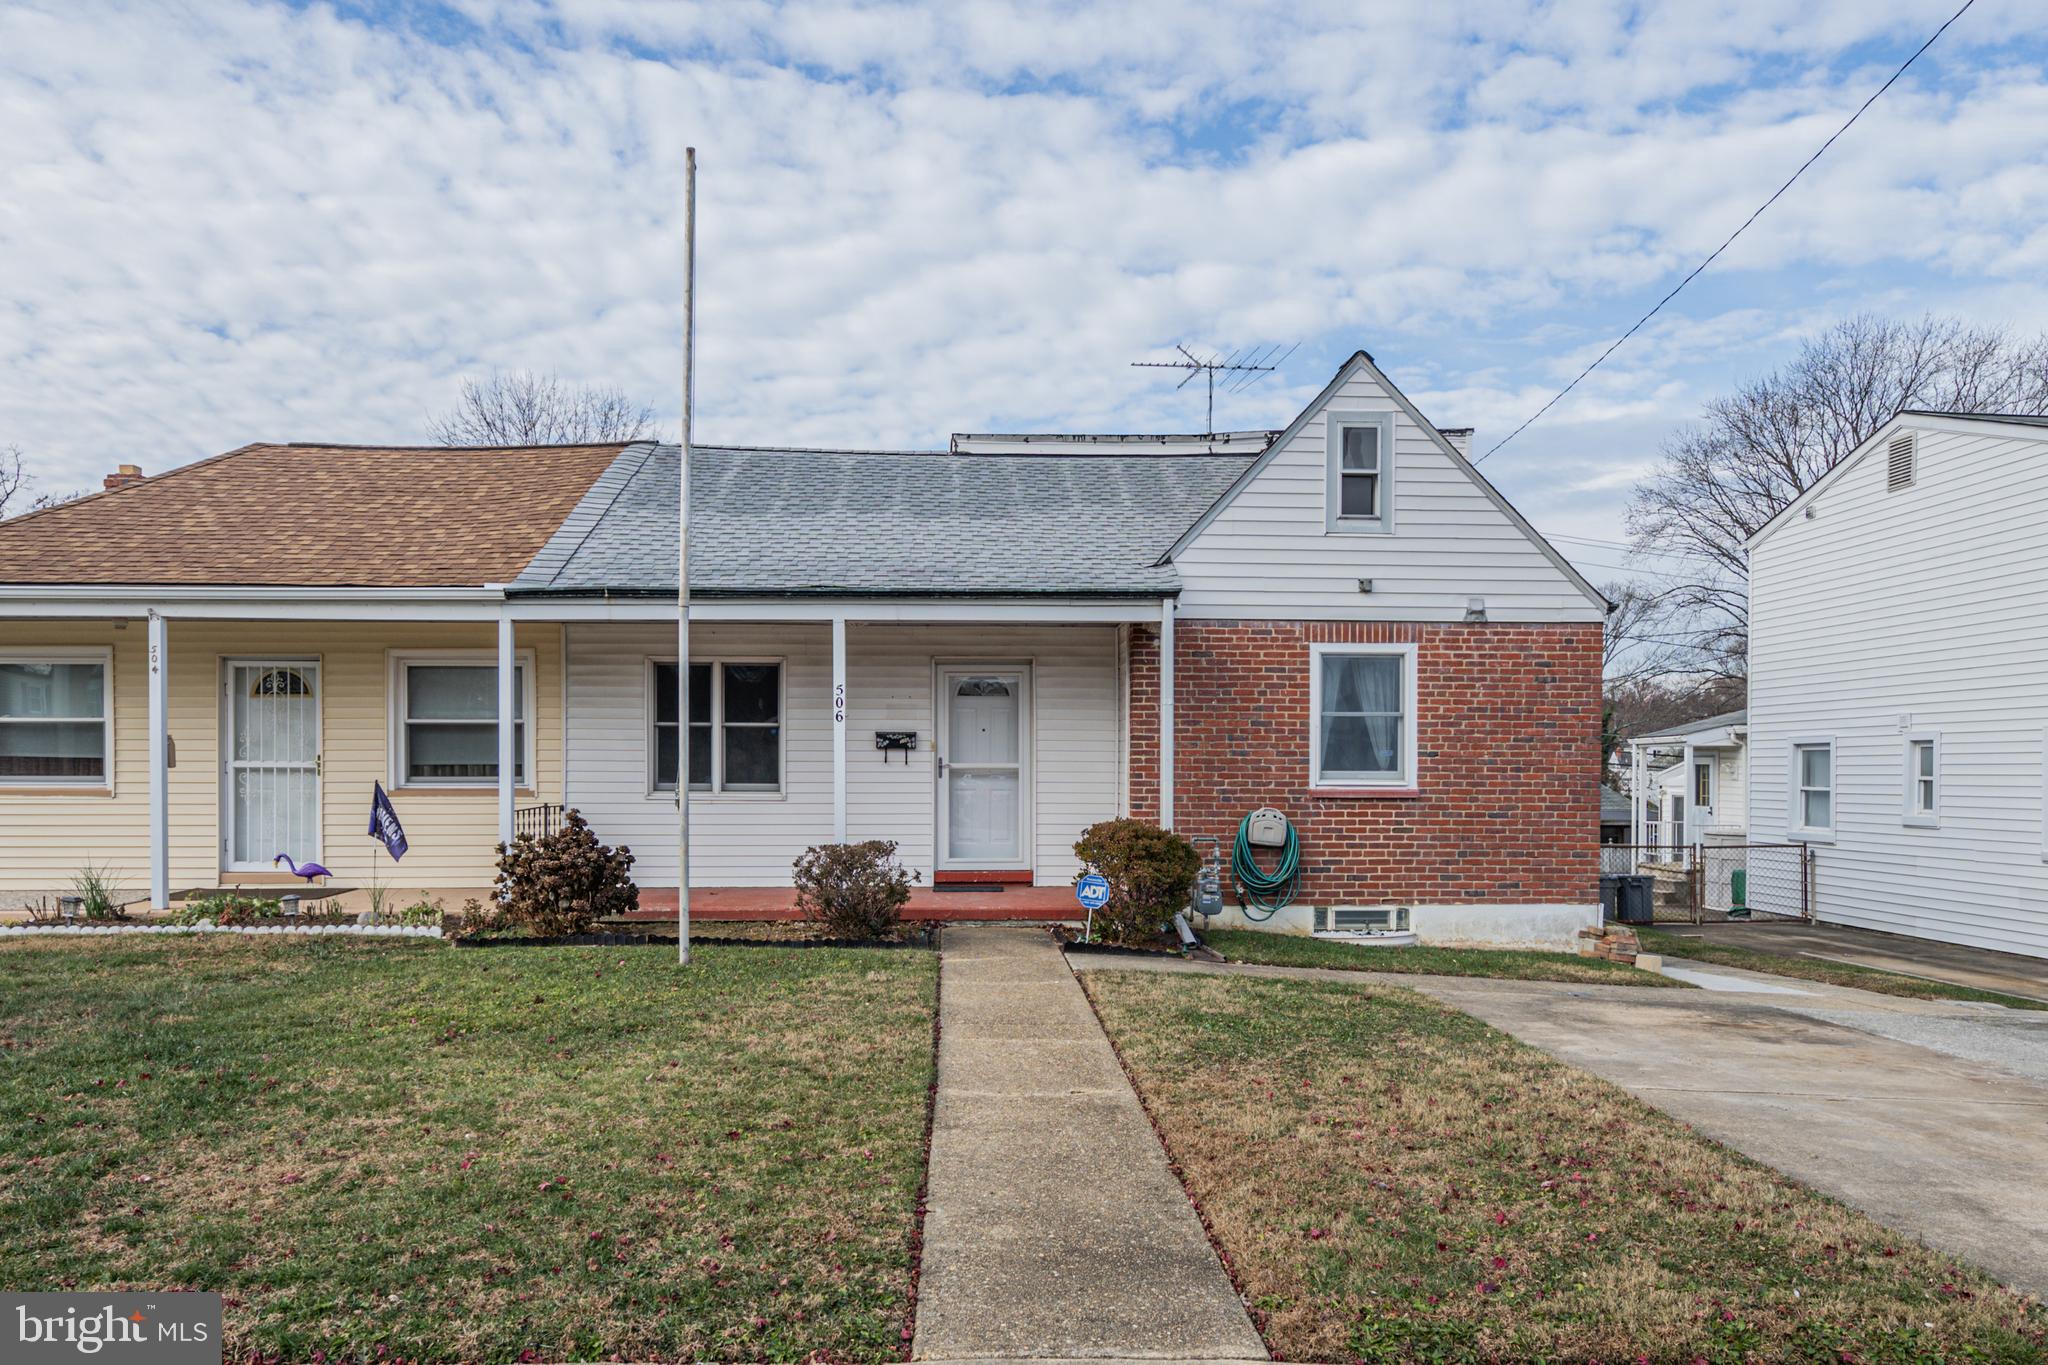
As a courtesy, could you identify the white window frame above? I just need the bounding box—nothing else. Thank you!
[1692,757,1715,811]
[646,657,786,798]
[0,648,114,790]
[1323,410,1397,535]
[1902,732,1940,828]
[387,650,536,791]
[1307,642,1417,789]
[1788,737,1835,842]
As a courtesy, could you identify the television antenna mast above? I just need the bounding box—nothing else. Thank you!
[1131,343,1297,434]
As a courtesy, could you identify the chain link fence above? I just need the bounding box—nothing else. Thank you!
[1600,842,1811,923]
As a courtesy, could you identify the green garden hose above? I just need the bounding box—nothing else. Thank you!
[1231,811,1300,921]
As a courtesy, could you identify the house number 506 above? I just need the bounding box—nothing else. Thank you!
[833,683,845,725]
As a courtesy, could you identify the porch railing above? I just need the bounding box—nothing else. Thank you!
[513,803,565,841]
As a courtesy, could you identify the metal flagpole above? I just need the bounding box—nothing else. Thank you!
[678,147,695,966]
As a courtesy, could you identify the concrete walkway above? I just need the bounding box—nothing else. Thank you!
[912,926,1266,1362]
[1662,920,2048,1004]
[1075,953,2048,1298]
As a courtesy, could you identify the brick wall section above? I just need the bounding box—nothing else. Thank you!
[1129,624,1161,824]
[1130,618,1602,905]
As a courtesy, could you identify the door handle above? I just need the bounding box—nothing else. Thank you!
[935,757,946,780]
[314,753,323,777]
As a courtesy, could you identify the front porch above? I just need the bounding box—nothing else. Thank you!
[0,591,1173,912]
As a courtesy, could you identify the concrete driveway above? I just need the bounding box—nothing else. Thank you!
[1080,954,2048,1298]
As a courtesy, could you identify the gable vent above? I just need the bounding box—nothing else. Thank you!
[1887,432,1916,491]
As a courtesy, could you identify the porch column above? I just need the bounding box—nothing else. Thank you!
[1158,597,1175,830]
[497,614,516,848]
[1629,743,1645,850]
[1681,740,1696,847]
[831,614,847,843]
[147,610,169,909]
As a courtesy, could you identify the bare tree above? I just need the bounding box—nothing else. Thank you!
[428,371,658,446]
[0,446,26,520]
[0,445,74,520]
[1627,314,2048,670]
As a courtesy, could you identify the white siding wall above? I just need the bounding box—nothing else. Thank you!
[1173,366,1603,623]
[1749,421,2048,959]
[564,622,1121,887]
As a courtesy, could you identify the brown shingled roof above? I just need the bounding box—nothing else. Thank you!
[0,442,632,587]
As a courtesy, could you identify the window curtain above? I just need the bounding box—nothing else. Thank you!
[1320,654,1401,776]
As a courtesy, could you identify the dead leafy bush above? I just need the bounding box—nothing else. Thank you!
[792,840,918,939]
[483,808,637,937]
[1073,818,1199,945]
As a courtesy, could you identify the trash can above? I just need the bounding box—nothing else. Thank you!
[1598,874,1620,922]
[1612,874,1653,925]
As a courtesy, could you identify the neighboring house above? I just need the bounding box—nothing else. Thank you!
[1599,786,1632,844]
[1625,709,1748,849]
[1747,410,2048,961]
[0,351,1608,945]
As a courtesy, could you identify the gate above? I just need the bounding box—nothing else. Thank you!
[1600,842,1811,923]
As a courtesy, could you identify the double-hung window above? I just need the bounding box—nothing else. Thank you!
[1903,734,1939,826]
[0,652,110,786]
[1692,759,1713,810]
[1309,644,1415,788]
[1790,739,1834,838]
[1325,412,1395,532]
[651,660,783,794]
[393,654,532,787]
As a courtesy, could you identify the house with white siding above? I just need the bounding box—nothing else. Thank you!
[1747,410,2048,960]
[0,350,1608,945]
[1626,709,1747,850]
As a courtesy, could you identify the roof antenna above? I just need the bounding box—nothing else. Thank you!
[1131,343,1294,435]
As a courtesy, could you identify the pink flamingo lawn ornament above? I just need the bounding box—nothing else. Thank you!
[274,854,332,883]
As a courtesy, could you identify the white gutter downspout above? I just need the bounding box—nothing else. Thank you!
[1158,598,1175,830]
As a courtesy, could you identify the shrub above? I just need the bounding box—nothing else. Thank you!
[71,861,127,920]
[165,893,351,927]
[490,808,638,937]
[792,840,918,939]
[1072,818,1200,945]
[398,897,444,927]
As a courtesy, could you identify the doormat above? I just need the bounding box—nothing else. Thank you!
[932,883,1005,894]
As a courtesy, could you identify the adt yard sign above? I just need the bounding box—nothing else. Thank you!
[1075,873,1111,912]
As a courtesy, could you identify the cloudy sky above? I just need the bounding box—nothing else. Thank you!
[3,0,2044,580]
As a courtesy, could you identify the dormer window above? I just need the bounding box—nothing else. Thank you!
[1325,412,1395,534]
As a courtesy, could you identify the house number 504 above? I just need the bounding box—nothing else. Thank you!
[833,683,845,725]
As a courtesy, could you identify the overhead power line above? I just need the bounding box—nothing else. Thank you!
[1475,0,1979,465]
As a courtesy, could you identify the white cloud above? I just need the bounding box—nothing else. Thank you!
[0,0,2042,567]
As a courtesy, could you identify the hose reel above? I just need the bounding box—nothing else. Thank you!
[1231,807,1301,921]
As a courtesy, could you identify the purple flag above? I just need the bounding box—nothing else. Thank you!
[368,781,408,861]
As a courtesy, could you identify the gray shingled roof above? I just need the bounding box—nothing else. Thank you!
[1900,409,2048,429]
[1634,708,1747,741]
[511,442,1258,597]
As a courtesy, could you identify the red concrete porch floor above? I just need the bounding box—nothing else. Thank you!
[624,885,1082,922]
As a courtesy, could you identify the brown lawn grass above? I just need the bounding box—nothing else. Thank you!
[0,935,937,1363]
[1082,968,2045,1364]
[1202,927,1688,987]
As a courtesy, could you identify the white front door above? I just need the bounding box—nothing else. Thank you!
[222,660,322,873]
[937,667,1030,870]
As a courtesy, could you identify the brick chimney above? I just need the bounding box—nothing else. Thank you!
[103,464,144,491]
